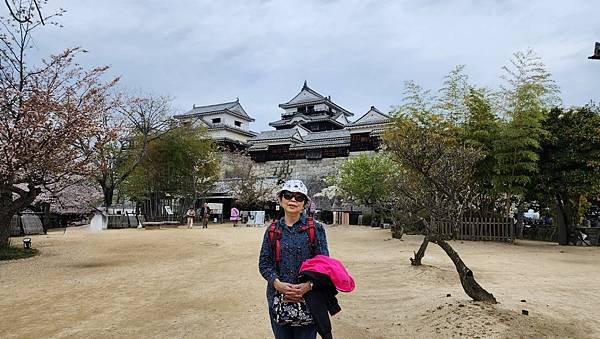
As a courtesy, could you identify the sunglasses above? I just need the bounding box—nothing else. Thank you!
[281,191,307,202]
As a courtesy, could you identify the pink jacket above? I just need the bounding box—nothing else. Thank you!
[230,207,240,221]
[299,255,355,292]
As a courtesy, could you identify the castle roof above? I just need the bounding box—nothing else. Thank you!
[268,112,346,128]
[278,81,354,117]
[248,127,351,151]
[207,123,258,137]
[290,129,351,150]
[302,129,350,141]
[174,99,255,122]
[250,128,304,142]
[347,106,392,128]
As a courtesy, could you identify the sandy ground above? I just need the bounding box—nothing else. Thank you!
[1,222,599,339]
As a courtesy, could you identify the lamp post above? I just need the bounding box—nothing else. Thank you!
[589,42,600,60]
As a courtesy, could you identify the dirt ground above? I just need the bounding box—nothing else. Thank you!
[1,222,599,339]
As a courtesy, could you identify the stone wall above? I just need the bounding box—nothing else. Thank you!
[251,151,375,211]
[216,150,375,211]
[219,151,240,178]
[252,157,344,182]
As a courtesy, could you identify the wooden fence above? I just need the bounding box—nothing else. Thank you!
[433,216,514,243]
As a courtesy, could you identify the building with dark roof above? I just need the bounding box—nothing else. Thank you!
[174,98,258,151]
[270,80,353,131]
[248,82,391,162]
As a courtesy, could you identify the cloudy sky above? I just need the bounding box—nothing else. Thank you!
[20,0,600,131]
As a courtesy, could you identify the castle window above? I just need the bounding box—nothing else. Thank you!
[234,120,242,127]
[212,118,221,124]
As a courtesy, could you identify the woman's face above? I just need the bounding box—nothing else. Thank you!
[280,190,307,215]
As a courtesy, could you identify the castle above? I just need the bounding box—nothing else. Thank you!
[174,82,391,223]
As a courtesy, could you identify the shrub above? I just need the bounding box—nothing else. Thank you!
[361,213,372,226]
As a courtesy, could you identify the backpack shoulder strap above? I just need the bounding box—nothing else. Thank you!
[268,219,282,263]
[307,217,316,247]
[300,216,319,256]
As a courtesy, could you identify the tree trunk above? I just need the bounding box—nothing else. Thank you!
[428,234,497,303]
[451,219,459,240]
[389,213,404,239]
[0,186,39,247]
[410,236,429,266]
[102,184,114,208]
[0,212,12,249]
[391,222,404,240]
[0,189,12,247]
[516,203,525,240]
[556,194,570,246]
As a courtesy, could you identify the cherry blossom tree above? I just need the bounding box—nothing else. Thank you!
[0,1,118,246]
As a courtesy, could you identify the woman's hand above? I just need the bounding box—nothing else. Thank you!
[295,282,312,297]
[276,281,312,302]
[274,279,296,295]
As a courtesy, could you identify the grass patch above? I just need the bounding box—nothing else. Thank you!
[0,245,39,261]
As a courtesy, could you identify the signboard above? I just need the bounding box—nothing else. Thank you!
[208,203,223,215]
[246,211,265,225]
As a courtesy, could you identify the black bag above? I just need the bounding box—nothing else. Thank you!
[272,293,314,326]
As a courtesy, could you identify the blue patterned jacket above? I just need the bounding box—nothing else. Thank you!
[258,213,329,308]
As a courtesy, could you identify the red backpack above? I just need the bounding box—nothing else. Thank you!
[268,217,318,264]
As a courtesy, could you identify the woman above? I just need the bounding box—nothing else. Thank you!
[230,205,240,227]
[185,207,195,229]
[259,180,329,339]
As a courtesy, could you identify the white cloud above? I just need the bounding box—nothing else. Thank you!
[17,0,600,130]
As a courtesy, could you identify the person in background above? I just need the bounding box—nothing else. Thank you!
[308,200,316,218]
[201,203,211,229]
[230,205,240,227]
[186,207,196,229]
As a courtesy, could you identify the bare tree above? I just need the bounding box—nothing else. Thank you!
[85,93,173,208]
[4,0,46,24]
[225,152,277,210]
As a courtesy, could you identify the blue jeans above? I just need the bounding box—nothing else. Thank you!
[270,317,317,339]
